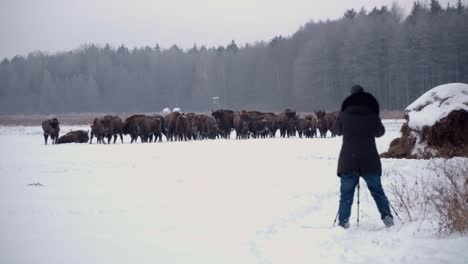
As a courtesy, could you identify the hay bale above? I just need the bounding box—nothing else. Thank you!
[382,83,468,159]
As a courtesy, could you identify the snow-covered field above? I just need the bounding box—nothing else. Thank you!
[1,120,467,264]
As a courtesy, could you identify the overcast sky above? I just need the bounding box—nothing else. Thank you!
[0,0,459,59]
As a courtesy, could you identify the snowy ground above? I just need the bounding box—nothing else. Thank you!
[1,120,467,264]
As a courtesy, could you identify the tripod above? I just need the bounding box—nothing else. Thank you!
[333,177,401,227]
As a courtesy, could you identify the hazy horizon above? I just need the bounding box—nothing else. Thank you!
[0,0,459,59]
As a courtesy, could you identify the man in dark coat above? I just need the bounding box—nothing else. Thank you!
[335,85,393,229]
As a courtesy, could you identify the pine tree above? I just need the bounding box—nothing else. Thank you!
[430,0,443,15]
[344,9,357,19]
[226,40,239,54]
[456,0,465,14]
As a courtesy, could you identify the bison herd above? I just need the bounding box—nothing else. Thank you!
[41,109,340,144]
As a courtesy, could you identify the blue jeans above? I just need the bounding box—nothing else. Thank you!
[338,173,392,224]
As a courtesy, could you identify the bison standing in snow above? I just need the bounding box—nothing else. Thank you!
[190,114,209,140]
[316,111,329,138]
[175,114,191,141]
[296,118,314,138]
[151,115,166,142]
[263,113,278,137]
[101,115,124,144]
[206,116,219,139]
[233,110,251,139]
[122,115,146,143]
[90,118,104,144]
[42,118,60,144]
[316,111,339,138]
[165,111,181,141]
[136,115,163,143]
[212,109,235,139]
[325,112,339,137]
[304,114,318,138]
[277,109,298,138]
[249,118,269,138]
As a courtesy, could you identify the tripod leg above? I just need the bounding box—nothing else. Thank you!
[332,211,339,227]
[357,180,360,227]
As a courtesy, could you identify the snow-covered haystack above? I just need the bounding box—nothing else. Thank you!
[162,107,171,116]
[382,83,468,159]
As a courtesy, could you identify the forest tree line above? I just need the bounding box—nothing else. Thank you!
[0,0,467,114]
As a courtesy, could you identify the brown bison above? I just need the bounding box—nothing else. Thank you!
[277,109,298,138]
[315,111,339,138]
[233,110,251,139]
[90,118,104,144]
[206,116,219,139]
[56,130,89,144]
[136,115,163,143]
[263,112,278,137]
[165,111,181,141]
[150,115,166,142]
[42,118,60,144]
[304,114,318,138]
[175,114,191,141]
[244,111,275,138]
[101,115,123,144]
[249,118,270,138]
[325,112,339,137]
[123,115,146,143]
[185,112,197,120]
[190,114,209,140]
[316,111,328,138]
[296,118,313,138]
[211,109,235,139]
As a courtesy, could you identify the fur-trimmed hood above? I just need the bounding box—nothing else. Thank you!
[341,91,380,114]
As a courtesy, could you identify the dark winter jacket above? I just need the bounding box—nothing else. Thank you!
[336,92,385,176]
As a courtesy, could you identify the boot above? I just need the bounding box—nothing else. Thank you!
[383,215,394,228]
[338,221,350,229]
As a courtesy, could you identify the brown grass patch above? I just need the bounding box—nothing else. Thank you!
[430,161,468,234]
[388,159,468,235]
